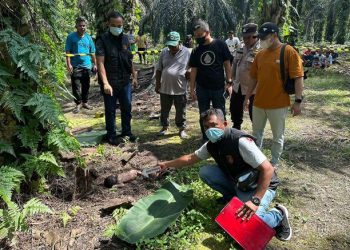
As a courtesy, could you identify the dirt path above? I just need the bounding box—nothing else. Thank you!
[14,69,350,249]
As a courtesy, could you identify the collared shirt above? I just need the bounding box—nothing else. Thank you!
[233,40,260,95]
[156,45,191,95]
[195,137,267,168]
[96,32,132,88]
[65,32,95,69]
[225,37,241,56]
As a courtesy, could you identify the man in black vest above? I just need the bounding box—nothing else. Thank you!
[96,11,138,145]
[159,108,292,241]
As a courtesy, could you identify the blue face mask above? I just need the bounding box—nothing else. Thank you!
[110,27,123,36]
[205,128,224,143]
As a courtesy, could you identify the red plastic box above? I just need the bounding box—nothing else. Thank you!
[215,197,275,250]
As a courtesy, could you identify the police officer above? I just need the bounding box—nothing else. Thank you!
[230,23,260,130]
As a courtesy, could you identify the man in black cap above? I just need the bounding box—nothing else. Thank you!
[230,23,260,130]
[243,22,304,166]
[189,19,232,142]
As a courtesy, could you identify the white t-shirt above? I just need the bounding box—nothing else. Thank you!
[225,37,241,54]
[194,137,266,168]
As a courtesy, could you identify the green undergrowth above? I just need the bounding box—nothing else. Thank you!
[69,71,350,249]
[133,71,349,249]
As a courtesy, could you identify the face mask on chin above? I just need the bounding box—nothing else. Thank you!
[110,27,123,36]
[205,128,225,143]
[260,36,274,49]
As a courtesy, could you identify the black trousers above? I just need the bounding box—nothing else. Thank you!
[71,68,91,105]
[229,86,254,130]
[160,93,187,129]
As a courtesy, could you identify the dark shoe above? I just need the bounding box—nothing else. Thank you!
[82,103,93,110]
[179,129,189,139]
[73,104,81,114]
[128,134,139,143]
[107,137,120,146]
[275,204,292,241]
[158,127,169,136]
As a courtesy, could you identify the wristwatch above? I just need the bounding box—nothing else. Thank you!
[251,196,261,206]
[295,97,303,103]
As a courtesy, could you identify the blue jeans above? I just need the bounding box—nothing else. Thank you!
[196,85,226,140]
[103,83,132,139]
[199,165,282,228]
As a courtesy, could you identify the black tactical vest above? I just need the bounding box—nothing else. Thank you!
[206,128,279,190]
[99,32,132,88]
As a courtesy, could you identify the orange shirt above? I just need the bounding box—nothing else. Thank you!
[250,44,304,109]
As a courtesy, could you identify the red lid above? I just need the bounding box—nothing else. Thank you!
[215,197,275,250]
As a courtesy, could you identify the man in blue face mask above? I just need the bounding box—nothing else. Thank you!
[158,108,292,242]
[96,11,139,145]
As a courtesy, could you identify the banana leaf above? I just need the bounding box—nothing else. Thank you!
[74,130,106,146]
[115,181,193,244]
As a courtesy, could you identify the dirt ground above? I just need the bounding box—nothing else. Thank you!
[12,67,350,250]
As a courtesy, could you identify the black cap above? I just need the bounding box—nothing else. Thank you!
[242,23,258,36]
[258,22,279,39]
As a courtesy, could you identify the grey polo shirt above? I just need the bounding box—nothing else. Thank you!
[156,46,191,95]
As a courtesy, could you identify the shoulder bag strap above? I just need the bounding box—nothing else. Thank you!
[279,44,287,83]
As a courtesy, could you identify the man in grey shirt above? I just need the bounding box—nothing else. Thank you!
[155,31,191,138]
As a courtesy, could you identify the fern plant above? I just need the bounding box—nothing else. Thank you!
[0,28,79,166]
[0,198,52,243]
[20,152,66,179]
[0,166,25,202]
[0,3,80,246]
[0,166,52,243]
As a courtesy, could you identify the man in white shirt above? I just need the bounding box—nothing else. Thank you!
[159,108,292,241]
[225,31,241,63]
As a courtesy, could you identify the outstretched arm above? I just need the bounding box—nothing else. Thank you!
[159,153,201,170]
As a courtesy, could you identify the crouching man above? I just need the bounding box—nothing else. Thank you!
[159,108,292,241]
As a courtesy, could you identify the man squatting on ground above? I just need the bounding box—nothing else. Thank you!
[159,108,292,241]
[155,31,191,139]
[65,17,97,113]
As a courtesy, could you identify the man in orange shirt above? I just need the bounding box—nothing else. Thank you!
[243,22,304,166]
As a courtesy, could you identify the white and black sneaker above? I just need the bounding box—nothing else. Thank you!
[275,204,292,241]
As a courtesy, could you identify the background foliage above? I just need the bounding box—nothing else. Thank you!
[0,0,349,246]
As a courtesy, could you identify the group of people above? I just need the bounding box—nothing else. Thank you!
[66,12,305,243]
[127,30,148,64]
[303,48,337,68]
